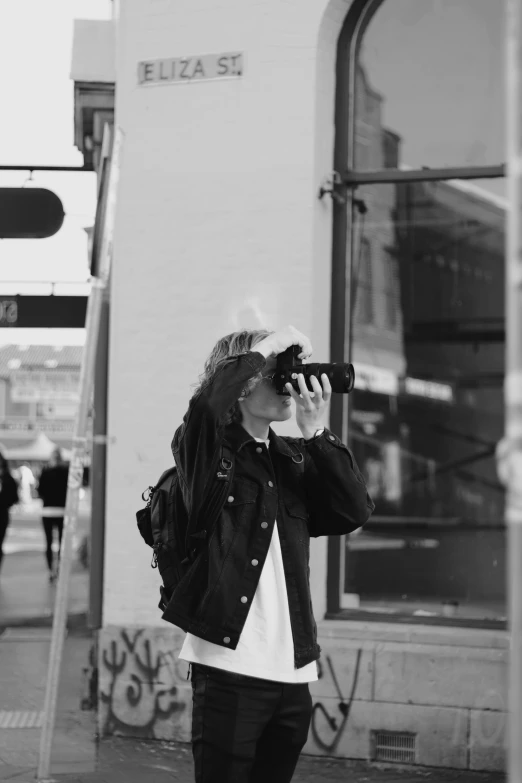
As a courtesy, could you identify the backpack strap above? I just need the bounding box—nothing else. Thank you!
[150,467,177,548]
[185,442,235,558]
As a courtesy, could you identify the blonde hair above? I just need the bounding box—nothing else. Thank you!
[194,328,273,425]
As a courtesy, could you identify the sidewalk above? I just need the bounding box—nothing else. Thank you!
[50,737,505,783]
[0,550,88,627]
[0,549,507,783]
[0,547,95,783]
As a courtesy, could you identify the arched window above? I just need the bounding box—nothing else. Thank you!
[328,0,506,627]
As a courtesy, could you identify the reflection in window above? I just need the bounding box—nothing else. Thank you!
[354,239,373,326]
[342,0,506,624]
[356,0,504,181]
[346,177,506,623]
[383,249,399,331]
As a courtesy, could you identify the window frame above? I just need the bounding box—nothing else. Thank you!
[327,0,507,626]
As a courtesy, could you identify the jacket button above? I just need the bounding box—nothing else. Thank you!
[251,559,259,566]
[227,496,234,503]
[256,447,263,454]
[328,435,335,441]
[268,481,274,488]
[241,596,248,603]
[223,637,231,644]
[261,522,268,529]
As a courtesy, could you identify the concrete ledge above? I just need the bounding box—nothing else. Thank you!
[317,619,509,650]
[303,699,469,769]
[313,641,373,700]
[96,623,508,772]
[469,709,507,771]
[313,622,508,771]
[374,644,507,710]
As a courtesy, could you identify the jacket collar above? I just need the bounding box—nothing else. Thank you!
[224,421,298,459]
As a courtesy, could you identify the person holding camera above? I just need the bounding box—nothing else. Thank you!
[169,325,374,783]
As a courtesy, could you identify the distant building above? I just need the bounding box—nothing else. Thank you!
[0,345,82,454]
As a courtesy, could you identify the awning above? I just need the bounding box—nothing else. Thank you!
[2,432,71,462]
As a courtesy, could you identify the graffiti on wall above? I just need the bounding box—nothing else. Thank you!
[310,651,362,754]
[99,628,191,739]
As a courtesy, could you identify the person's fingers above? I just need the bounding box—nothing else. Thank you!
[285,382,300,402]
[297,337,313,360]
[309,374,323,401]
[296,374,314,408]
[287,326,312,359]
[321,373,332,403]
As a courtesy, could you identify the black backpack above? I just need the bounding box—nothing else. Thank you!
[136,445,234,612]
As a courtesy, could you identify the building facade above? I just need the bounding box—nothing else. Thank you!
[0,345,82,458]
[71,0,507,771]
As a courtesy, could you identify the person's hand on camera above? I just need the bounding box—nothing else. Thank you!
[285,373,331,441]
[255,325,313,361]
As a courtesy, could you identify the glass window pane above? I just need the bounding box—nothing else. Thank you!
[355,0,505,172]
[344,177,506,624]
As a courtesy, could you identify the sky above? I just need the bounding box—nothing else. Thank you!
[0,0,112,346]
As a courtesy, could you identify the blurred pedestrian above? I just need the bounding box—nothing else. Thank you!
[17,463,36,506]
[37,448,69,582]
[0,455,20,573]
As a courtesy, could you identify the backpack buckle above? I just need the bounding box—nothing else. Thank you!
[218,455,233,480]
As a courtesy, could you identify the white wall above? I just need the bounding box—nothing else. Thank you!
[104,0,355,627]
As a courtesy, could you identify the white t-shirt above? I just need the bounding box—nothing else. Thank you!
[178,437,318,683]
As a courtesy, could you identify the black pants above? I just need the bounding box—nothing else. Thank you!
[190,662,313,783]
[42,517,64,572]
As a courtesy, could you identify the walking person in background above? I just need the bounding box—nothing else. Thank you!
[37,448,69,582]
[0,455,19,574]
[167,325,374,783]
[17,463,36,507]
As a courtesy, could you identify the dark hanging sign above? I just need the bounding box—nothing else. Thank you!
[0,296,87,328]
[0,188,65,239]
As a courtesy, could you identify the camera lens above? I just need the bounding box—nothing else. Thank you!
[304,363,355,394]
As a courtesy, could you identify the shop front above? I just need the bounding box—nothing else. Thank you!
[71,0,508,772]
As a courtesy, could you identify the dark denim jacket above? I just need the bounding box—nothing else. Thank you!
[163,351,375,669]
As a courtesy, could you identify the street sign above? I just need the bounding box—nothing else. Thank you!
[0,295,87,328]
[0,188,64,239]
[138,51,243,86]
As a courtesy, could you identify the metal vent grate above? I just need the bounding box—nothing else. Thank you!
[372,730,416,764]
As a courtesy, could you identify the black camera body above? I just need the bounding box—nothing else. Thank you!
[274,345,355,395]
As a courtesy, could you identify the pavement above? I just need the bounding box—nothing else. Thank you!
[0,504,507,783]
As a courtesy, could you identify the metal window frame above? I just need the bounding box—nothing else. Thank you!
[328,0,506,617]
[342,164,505,187]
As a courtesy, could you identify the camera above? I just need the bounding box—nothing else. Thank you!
[274,345,355,395]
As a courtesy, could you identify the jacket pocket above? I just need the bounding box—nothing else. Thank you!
[207,477,258,586]
[223,477,258,525]
[284,491,309,521]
